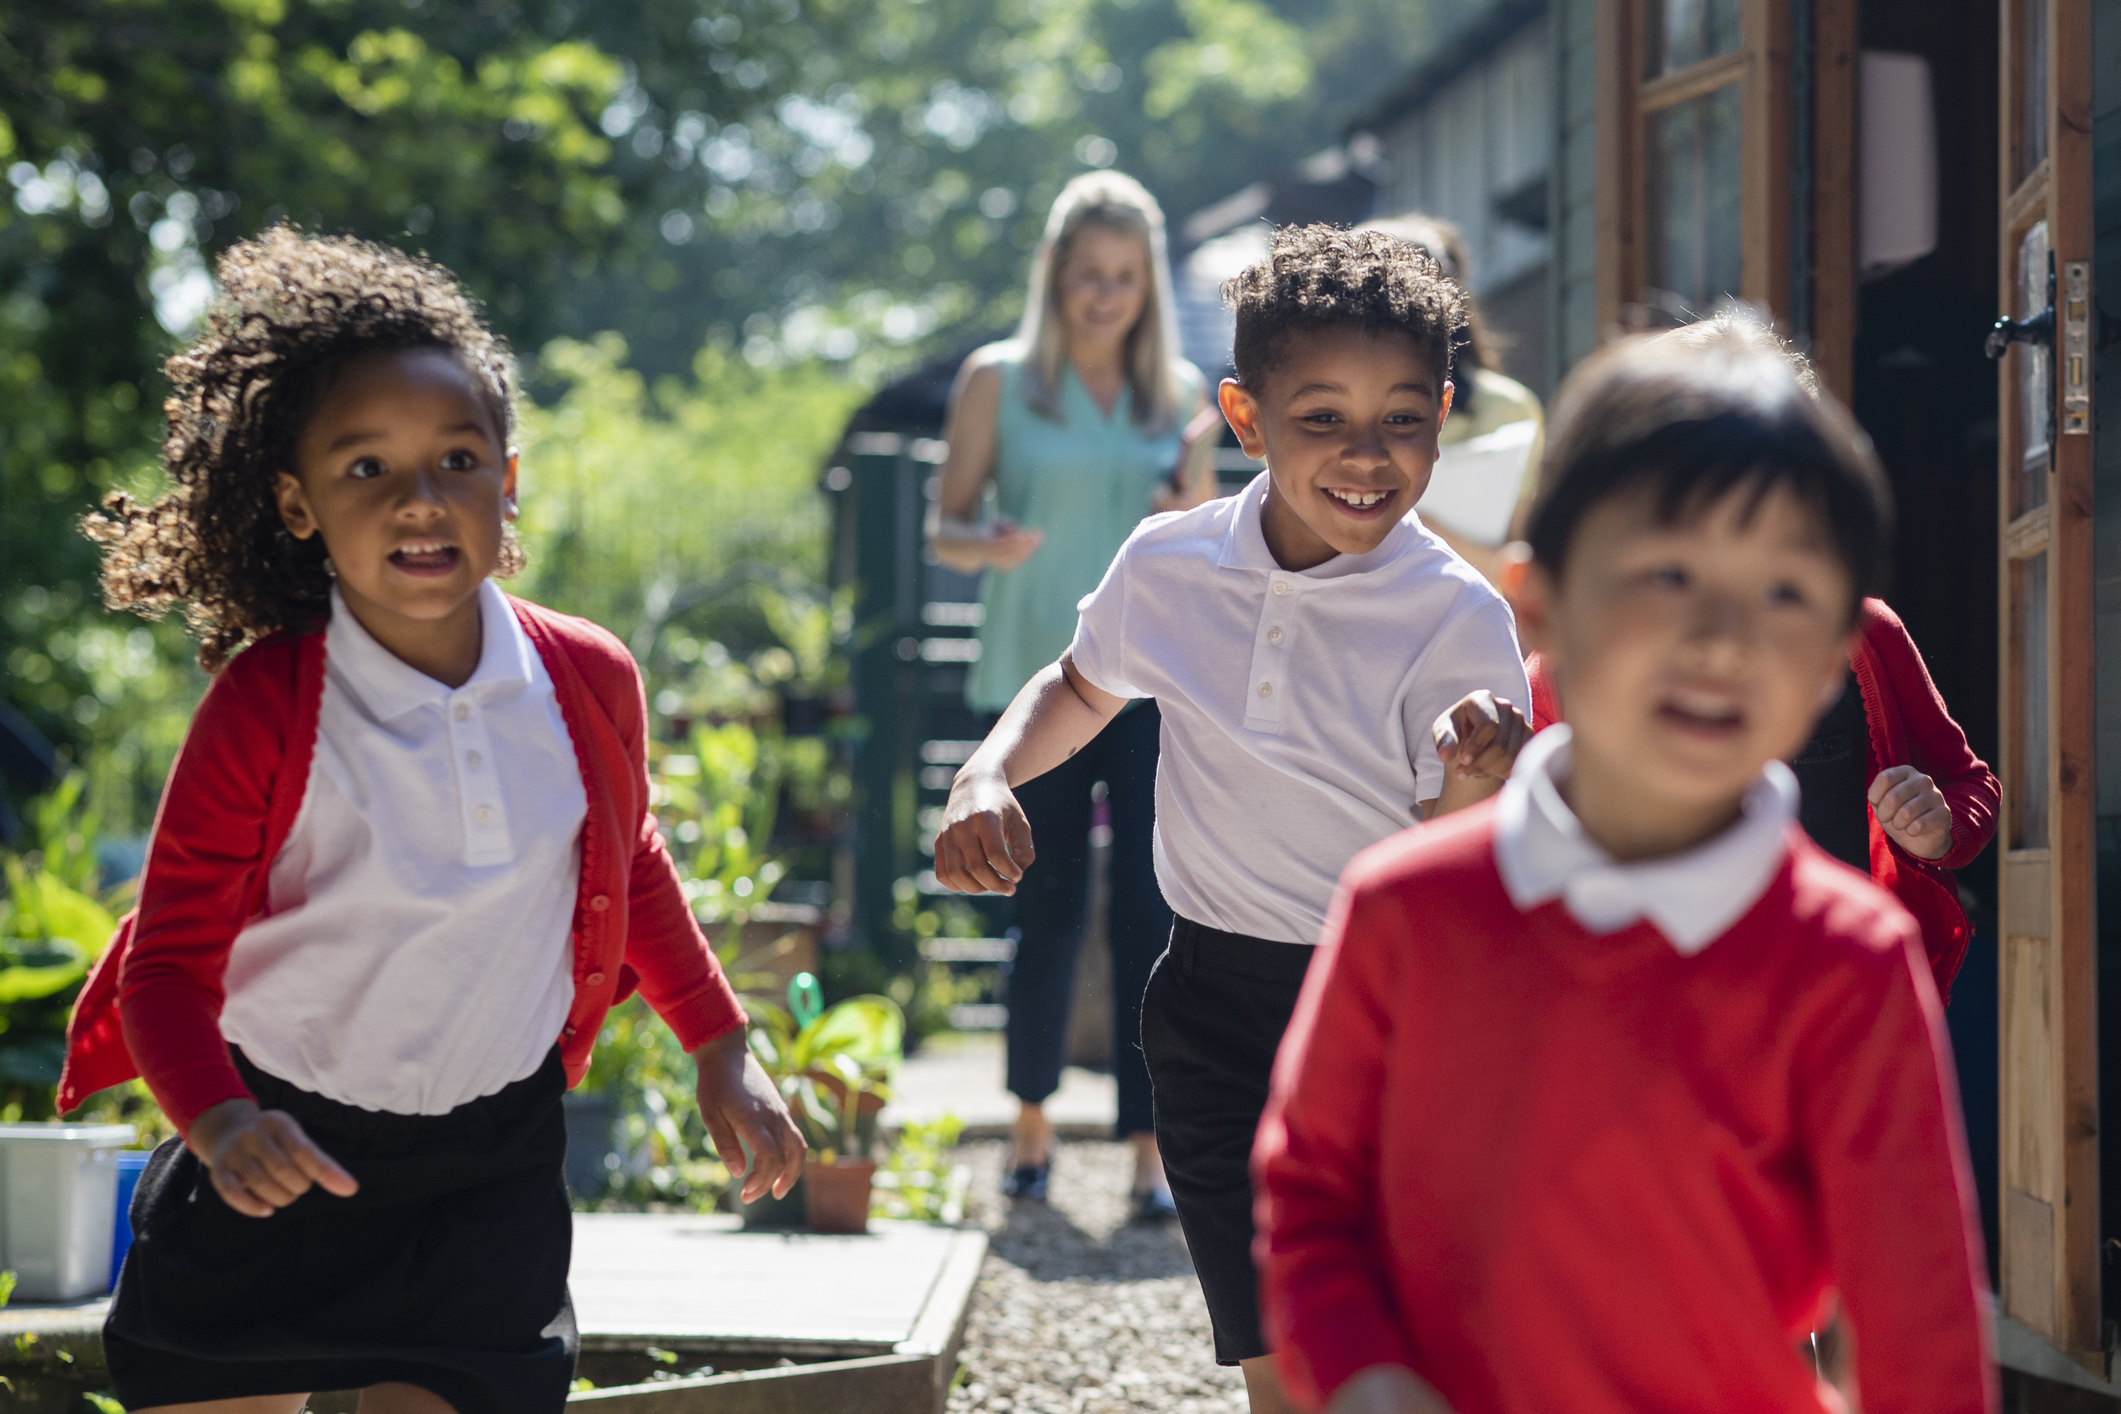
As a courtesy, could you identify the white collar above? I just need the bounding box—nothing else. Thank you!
[1215,470,1417,581]
[1492,726,1798,954]
[325,580,533,722]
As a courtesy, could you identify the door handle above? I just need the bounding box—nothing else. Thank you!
[1988,255,2056,360]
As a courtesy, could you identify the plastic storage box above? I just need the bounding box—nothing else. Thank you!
[110,1149,153,1288]
[0,1123,136,1300]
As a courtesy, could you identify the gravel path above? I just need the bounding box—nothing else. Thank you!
[947,1139,1248,1413]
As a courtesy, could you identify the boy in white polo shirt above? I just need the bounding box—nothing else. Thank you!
[935,225,1531,1412]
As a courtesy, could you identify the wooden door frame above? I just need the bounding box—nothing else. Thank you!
[1995,0,2100,1373]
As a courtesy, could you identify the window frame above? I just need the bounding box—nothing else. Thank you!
[1594,0,1791,335]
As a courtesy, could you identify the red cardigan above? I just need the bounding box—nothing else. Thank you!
[58,596,747,1134]
[1525,598,1998,997]
[1254,805,1994,1414]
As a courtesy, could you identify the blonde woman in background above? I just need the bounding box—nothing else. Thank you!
[929,171,1216,1218]
[1362,214,1545,587]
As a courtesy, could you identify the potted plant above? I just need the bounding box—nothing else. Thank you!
[794,1053,891,1235]
[739,988,903,1228]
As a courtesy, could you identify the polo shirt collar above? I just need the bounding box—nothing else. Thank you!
[1216,470,1417,581]
[325,580,532,722]
[1493,725,1798,955]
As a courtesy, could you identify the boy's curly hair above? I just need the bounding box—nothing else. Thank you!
[1224,224,1469,393]
[84,226,521,672]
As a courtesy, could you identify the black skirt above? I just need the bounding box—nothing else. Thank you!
[106,1047,577,1413]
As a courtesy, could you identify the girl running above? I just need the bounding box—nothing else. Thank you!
[59,227,803,1414]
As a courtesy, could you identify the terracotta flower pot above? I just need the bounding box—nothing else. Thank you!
[804,1159,877,1234]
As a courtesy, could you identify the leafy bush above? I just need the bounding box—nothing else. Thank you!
[0,776,133,1123]
[575,994,734,1212]
[871,1115,967,1223]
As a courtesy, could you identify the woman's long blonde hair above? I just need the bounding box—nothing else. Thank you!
[1015,170,1190,431]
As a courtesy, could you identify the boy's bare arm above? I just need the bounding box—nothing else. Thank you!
[933,654,1126,895]
[1420,690,1531,820]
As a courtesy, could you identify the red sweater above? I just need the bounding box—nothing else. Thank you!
[1525,598,1998,996]
[1254,804,1994,1414]
[58,596,746,1134]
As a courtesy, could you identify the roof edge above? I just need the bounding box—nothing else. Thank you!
[1345,0,1549,137]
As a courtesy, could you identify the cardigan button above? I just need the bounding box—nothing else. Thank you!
[587,971,606,986]
[563,1025,577,1038]
[589,894,610,912]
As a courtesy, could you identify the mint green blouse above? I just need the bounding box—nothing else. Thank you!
[965,349,1203,712]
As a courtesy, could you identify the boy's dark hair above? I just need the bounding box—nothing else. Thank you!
[84,226,520,671]
[1525,315,1892,612]
[1224,225,1468,394]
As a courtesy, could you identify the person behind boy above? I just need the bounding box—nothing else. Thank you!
[934,225,1533,1414]
[1254,321,1993,1414]
[60,229,803,1414]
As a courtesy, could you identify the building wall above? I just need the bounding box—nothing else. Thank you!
[1372,16,1554,397]
[1551,0,1599,384]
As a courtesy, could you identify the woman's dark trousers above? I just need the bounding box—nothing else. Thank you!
[1003,701,1168,1138]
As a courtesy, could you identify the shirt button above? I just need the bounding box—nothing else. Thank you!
[587,971,606,986]
[1258,682,1274,699]
[465,750,483,770]
[1267,626,1284,645]
[473,805,494,825]
[454,702,470,721]
[1271,580,1290,596]
[589,894,611,913]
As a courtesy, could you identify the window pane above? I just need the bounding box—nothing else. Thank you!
[1648,0,1741,77]
[2018,219,2051,514]
[2020,0,2049,180]
[1646,85,1744,319]
[2012,552,2050,850]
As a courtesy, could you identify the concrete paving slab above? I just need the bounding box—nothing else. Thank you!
[571,1213,963,1354]
[882,1033,1116,1138]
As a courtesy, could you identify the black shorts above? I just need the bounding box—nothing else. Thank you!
[106,1047,577,1413]
[1140,916,1314,1365]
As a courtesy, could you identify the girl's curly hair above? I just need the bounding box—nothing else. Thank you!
[85,226,522,672]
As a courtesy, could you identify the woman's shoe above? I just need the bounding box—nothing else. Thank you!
[1001,1162,1050,1201]
[1129,1187,1178,1224]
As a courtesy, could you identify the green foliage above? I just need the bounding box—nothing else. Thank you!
[745,993,904,1087]
[0,776,134,1120]
[792,1052,890,1164]
[0,1269,13,1308]
[513,336,865,648]
[747,992,902,1163]
[871,1114,967,1223]
[575,994,734,1211]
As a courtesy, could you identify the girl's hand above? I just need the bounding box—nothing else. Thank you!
[983,518,1045,571]
[1869,764,1954,861]
[933,766,1036,895]
[694,1028,806,1203]
[188,1098,359,1218]
[1325,1366,1456,1414]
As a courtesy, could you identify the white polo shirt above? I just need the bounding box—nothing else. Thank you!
[220,581,588,1115]
[1069,472,1530,946]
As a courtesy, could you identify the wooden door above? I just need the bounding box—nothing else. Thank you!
[1992,0,2100,1372]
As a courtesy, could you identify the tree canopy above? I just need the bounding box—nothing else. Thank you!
[0,0,1437,826]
